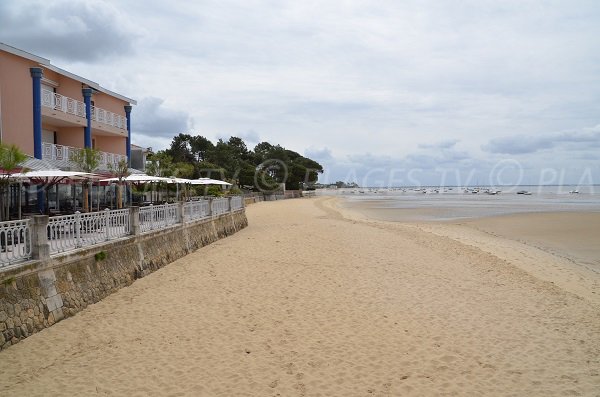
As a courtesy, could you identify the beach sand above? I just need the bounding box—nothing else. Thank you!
[344,201,600,305]
[1,197,599,396]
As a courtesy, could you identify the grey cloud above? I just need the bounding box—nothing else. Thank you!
[217,130,261,145]
[0,0,140,62]
[304,147,333,162]
[482,126,600,154]
[419,139,460,149]
[286,101,375,121]
[133,97,192,138]
[131,133,171,153]
[482,136,554,154]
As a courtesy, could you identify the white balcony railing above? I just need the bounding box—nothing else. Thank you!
[42,88,86,118]
[42,142,127,169]
[91,106,127,130]
[41,88,127,131]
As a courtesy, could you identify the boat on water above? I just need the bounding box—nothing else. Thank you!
[485,190,501,195]
[516,190,532,195]
[569,190,579,194]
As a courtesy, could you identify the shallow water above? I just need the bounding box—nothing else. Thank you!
[318,185,600,221]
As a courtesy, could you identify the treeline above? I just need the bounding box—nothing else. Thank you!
[146,134,324,191]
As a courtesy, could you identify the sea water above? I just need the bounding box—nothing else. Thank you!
[318,185,600,221]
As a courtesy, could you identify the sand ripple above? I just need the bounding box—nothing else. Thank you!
[0,197,598,396]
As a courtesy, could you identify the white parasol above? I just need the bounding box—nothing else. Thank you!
[99,174,171,183]
[189,177,232,186]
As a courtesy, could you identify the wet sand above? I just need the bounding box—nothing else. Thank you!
[343,201,600,303]
[463,212,600,269]
[0,197,599,396]
[346,201,600,270]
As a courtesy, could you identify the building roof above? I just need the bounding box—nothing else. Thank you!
[131,144,153,153]
[0,42,137,105]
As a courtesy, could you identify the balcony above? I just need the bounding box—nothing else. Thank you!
[41,89,127,134]
[42,142,128,170]
[42,89,86,118]
[91,106,127,131]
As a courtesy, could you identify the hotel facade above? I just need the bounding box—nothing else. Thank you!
[0,42,136,171]
[0,43,141,215]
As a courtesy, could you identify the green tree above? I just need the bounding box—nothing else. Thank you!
[167,133,215,163]
[166,133,195,163]
[195,160,225,179]
[205,139,237,178]
[189,135,214,162]
[72,147,101,212]
[0,143,28,220]
[146,151,175,177]
[108,158,130,209]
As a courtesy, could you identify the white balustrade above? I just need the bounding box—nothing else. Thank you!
[138,203,179,233]
[40,88,126,130]
[47,209,130,254]
[4,198,242,266]
[41,142,127,168]
[211,197,230,216]
[183,200,210,223]
[230,196,243,211]
[0,220,32,266]
[91,106,127,130]
[41,88,86,118]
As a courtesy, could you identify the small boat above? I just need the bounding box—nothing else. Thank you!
[517,190,532,195]
[569,190,579,194]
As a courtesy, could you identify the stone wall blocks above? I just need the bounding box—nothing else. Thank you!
[0,211,247,351]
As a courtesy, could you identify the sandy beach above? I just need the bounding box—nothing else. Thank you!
[1,197,599,396]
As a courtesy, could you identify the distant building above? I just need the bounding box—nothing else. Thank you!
[130,144,152,172]
[0,42,136,171]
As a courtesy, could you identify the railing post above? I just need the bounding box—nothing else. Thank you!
[228,196,233,213]
[129,206,140,236]
[75,211,82,248]
[104,208,110,241]
[30,215,50,261]
[149,204,154,230]
[177,202,185,224]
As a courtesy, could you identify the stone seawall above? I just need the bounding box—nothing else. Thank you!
[0,210,248,351]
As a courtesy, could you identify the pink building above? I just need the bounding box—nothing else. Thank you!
[0,42,136,170]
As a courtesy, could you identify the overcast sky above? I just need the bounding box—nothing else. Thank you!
[1,0,599,185]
